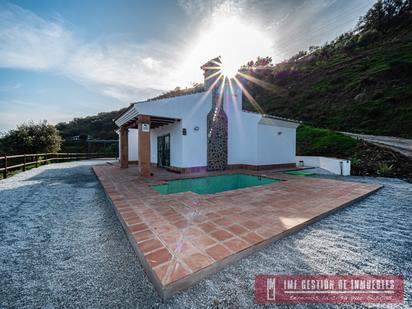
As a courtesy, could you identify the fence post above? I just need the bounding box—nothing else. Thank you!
[35,154,38,168]
[3,155,7,179]
[23,155,26,171]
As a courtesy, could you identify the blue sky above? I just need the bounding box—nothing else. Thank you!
[0,0,375,132]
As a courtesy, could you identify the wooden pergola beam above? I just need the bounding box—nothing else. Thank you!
[138,115,151,177]
[120,126,128,168]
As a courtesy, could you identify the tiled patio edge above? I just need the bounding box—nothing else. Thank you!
[159,184,383,299]
[92,170,166,298]
[93,167,382,300]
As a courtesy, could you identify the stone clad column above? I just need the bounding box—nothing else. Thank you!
[207,83,228,171]
[201,57,228,171]
[138,115,151,177]
[120,126,129,168]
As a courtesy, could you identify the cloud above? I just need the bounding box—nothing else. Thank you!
[0,3,178,102]
[101,86,164,102]
[64,40,179,100]
[0,3,73,70]
[178,0,246,16]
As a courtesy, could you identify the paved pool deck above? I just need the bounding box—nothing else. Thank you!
[93,164,382,299]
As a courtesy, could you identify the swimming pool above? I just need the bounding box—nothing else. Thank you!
[151,173,283,195]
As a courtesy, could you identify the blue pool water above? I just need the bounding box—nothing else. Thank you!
[151,173,282,195]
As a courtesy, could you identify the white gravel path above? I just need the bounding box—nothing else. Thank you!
[0,161,410,308]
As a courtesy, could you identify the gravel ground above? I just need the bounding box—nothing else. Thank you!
[0,161,410,308]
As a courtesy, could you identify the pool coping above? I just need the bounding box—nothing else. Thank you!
[93,166,382,300]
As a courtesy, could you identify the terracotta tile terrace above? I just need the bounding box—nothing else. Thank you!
[93,164,382,299]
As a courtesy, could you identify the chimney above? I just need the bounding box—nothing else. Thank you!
[201,56,222,91]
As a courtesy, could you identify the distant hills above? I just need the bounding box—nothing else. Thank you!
[56,109,125,142]
[56,109,125,152]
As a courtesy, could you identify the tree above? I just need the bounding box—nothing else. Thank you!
[246,56,273,68]
[0,121,62,155]
[357,0,411,32]
[289,51,308,62]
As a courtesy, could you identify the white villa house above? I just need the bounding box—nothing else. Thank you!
[114,57,300,176]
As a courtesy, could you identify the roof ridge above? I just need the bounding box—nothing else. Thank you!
[242,110,301,123]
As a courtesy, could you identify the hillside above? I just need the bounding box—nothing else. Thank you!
[56,108,125,152]
[241,0,412,138]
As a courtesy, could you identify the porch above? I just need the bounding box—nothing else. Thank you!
[119,114,180,176]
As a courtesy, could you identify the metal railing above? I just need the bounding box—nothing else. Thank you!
[0,152,115,179]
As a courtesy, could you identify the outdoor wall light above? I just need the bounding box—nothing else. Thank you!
[194,126,200,131]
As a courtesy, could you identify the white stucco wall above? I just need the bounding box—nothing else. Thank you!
[150,121,182,167]
[128,129,138,161]
[117,129,138,162]
[296,156,320,167]
[296,156,351,175]
[180,101,210,168]
[257,124,297,165]
[224,81,298,166]
[224,82,259,165]
[227,111,260,165]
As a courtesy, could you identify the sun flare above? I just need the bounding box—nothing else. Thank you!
[219,58,239,78]
[178,15,273,85]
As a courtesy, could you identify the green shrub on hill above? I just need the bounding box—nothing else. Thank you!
[296,125,359,158]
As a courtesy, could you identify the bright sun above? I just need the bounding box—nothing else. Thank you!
[219,57,239,78]
[178,15,273,83]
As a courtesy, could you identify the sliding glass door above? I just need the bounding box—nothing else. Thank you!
[157,134,170,167]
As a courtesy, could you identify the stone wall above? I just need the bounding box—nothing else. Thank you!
[207,85,228,170]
